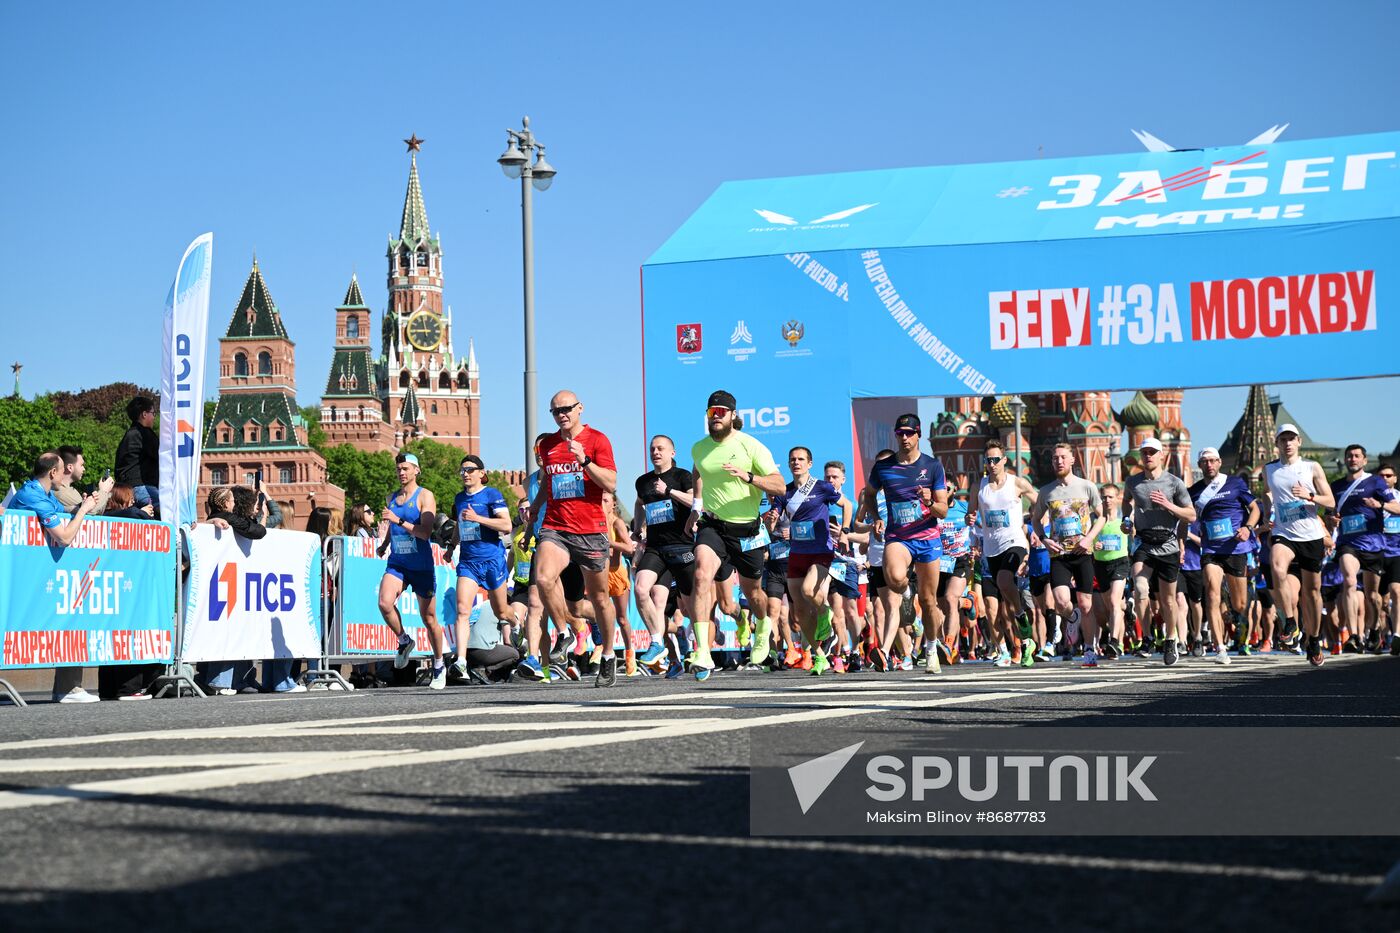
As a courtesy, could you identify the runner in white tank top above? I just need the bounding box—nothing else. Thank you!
[967,440,1039,663]
[1262,423,1335,667]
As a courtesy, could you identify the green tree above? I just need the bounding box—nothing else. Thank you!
[0,396,63,486]
[300,405,326,451]
[49,382,157,423]
[322,444,398,512]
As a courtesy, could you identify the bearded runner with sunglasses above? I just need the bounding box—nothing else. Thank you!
[967,437,1038,666]
[1123,437,1196,667]
[862,412,950,674]
[519,390,621,687]
[685,390,786,680]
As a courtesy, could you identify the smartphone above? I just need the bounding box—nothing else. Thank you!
[102,468,111,481]
[255,468,263,490]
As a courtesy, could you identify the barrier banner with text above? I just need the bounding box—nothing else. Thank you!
[0,511,176,669]
[182,524,322,662]
[334,535,474,657]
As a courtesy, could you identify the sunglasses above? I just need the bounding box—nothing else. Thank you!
[894,429,918,438]
[707,406,731,418]
[984,456,1002,465]
[459,466,481,474]
[549,402,579,417]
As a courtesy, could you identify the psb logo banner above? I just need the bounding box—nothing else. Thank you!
[0,512,176,669]
[182,524,321,662]
[159,233,213,528]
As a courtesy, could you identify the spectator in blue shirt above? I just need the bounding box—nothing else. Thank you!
[11,451,114,704]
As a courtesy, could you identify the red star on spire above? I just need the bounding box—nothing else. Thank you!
[404,134,425,153]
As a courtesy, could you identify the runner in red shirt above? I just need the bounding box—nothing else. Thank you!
[519,389,621,686]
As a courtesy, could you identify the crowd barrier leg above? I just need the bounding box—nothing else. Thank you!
[0,677,27,708]
[300,536,352,692]
[150,524,206,699]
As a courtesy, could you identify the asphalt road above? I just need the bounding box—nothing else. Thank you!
[1,653,1398,933]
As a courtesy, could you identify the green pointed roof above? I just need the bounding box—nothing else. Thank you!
[204,392,304,450]
[324,347,376,398]
[341,274,367,309]
[1121,390,1160,428]
[388,155,440,255]
[400,155,430,244]
[399,384,422,424]
[223,259,290,341]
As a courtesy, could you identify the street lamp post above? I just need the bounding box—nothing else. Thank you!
[1007,395,1026,478]
[497,116,557,473]
[1107,437,1122,484]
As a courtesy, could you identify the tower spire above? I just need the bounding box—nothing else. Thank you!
[399,142,430,245]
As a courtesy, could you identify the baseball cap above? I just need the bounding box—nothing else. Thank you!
[1198,446,1221,460]
[398,453,420,467]
[707,390,737,410]
[460,454,485,471]
[894,413,921,431]
[1276,423,1300,438]
[1139,437,1164,452]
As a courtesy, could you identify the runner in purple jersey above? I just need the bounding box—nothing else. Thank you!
[1326,444,1400,652]
[861,412,949,673]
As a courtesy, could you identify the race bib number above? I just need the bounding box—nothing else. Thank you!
[1053,515,1082,539]
[1385,514,1400,535]
[740,527,771,552]
[1278,500,1312,524]
[890,499,922,527]
[939,554,956,573]
[391,534,417,556]
[1340,513,1367,536]
[791,520,819,542]
[551,472,585,500]
[1097,533,1123,552]
[644,499,675,526]
[828,561,845,582]
[514,558,531,582]
[1204,518,1234,542]
[985,509,1009,529]
[459,522,482,542]
[769,539,790,561]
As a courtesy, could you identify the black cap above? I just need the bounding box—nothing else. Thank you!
[708,390,737,410]
[460,454,485,471]
[894,413,921,431]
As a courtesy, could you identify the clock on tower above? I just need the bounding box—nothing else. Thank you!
[406,310,443,351]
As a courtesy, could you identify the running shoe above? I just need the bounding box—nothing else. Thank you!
[625,650,638,676]
[1163,639,1179,667]
[429,664,447,690]
[1190,639,1206,659]
[564,663,581,681]
[815,610,834,643]
[784,645,804,668]
[847,652,864,673]
[870,648,887,672]
[516,656,545,681]
[638,643,667,667]
[595,656,617,687]
[1020,640,1035,667]
[899,655,914,671]
[1215,646,1231,665]
[1035,645,1055,663]
[1016,612,1034,641]
[1102,641,1122,660]
[555,626,577,658]
[1307,636,1325,667]
[737,616,752,647]
[1081,649,1099,668]
[935,639,954,668]
[1066,607,1081,645]
[831,655,847,674]
[451,659,469,680]
[695,666,712,682]
[665,660,684,679]
[394,635,415,669]
[693,654,715,681]
[925,646,941,675]
[1257,638,1272,653]
[994,648,1012,668]
[751,616,773,666]
[799,648,813,671]
[1239,641,1254,656]
[1134,643,1154,659]
[810,653,830,676]
[468,666,492,685]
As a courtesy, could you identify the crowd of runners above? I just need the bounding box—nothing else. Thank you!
[372,387,1400,688]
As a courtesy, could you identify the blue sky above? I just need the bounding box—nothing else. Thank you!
[3,0,1397,472]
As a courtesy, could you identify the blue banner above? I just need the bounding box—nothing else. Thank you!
[0,512,176,669]
[643,132,1400,486]
[335,536,475,657]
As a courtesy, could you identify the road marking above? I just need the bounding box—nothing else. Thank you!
[0,692,1021,811]
[0,752,391,773]
[483,827,1384,887]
